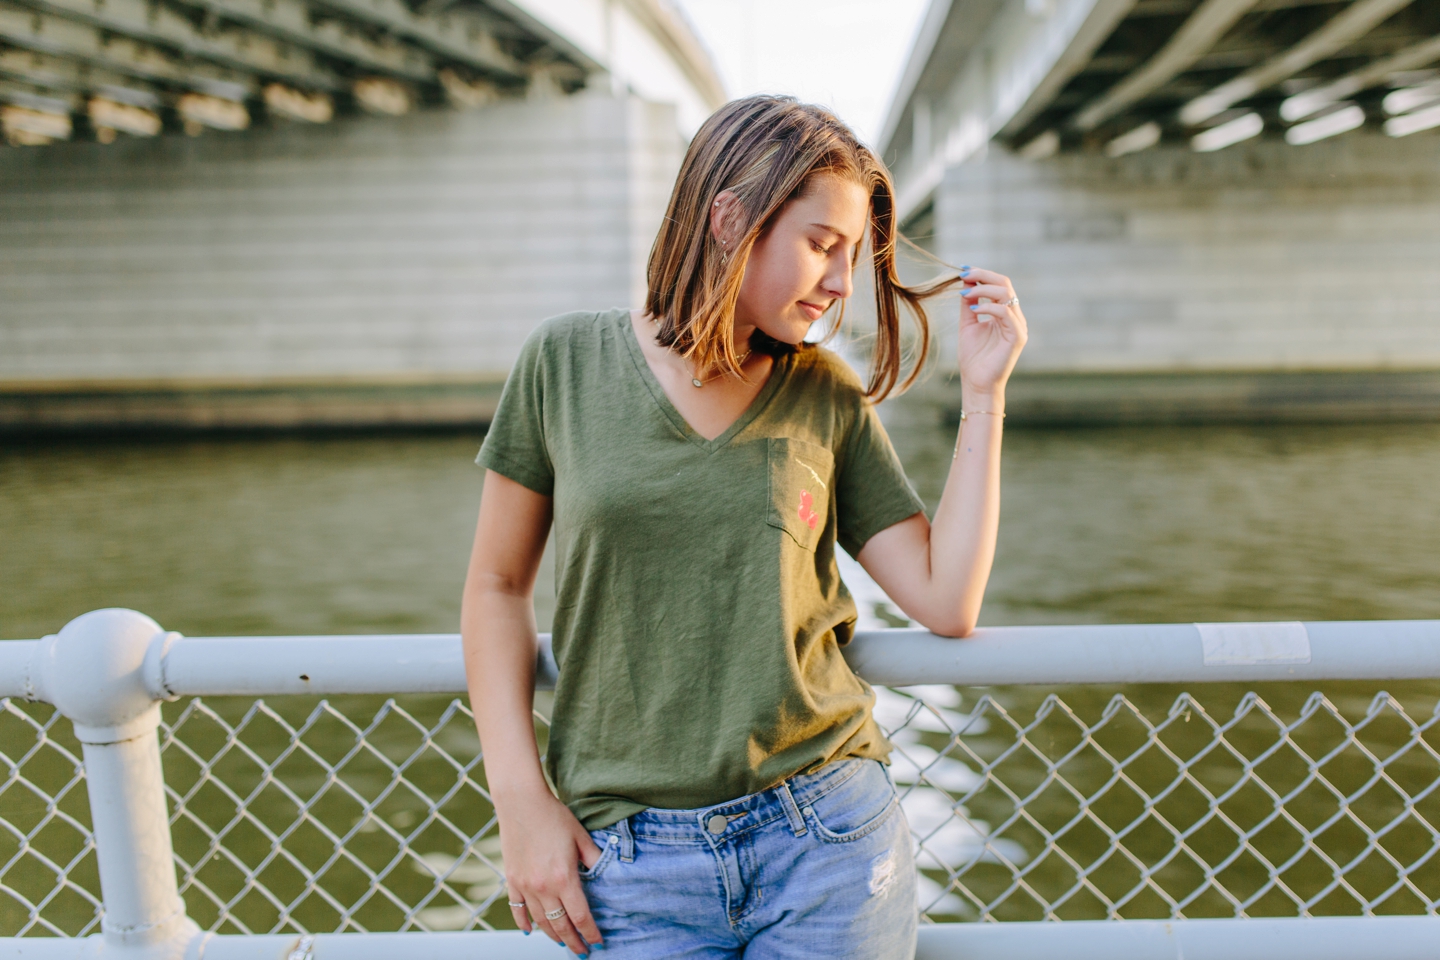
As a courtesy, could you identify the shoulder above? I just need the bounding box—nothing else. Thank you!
[525,308,622,350]
[513,309,626,375]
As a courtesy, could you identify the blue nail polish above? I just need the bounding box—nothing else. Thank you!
[960,266,971,276]
[969,304,979,311]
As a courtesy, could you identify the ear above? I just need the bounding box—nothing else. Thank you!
[708,190,740,247]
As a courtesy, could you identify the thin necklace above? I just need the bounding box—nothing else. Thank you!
[691,350,752,387]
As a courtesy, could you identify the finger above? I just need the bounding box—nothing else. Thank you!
[579,834,604,868]
[958,266,1010,288]
[960,283,1012,302]
[537,899,590,956]
[523,893,561,944]
[562,882,604,948]
[968,302,1023,333]
[530,909,561,946]
[959,301,987,330]
[507,895,533,935]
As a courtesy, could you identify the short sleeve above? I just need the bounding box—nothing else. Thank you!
[476,328,554,496]
[834,400,926,556]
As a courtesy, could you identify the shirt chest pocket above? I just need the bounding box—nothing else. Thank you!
[767,438,835,552]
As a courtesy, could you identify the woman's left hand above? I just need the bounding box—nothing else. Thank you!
[957,266,1028,396]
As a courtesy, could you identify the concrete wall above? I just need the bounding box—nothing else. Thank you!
[935,131,1440,375]
[0,90,682,431]
[904,130,1440,423]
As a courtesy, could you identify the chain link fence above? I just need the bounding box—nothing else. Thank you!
[2,682,1437,938]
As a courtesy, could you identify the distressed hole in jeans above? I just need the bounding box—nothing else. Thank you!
[869,849,897,897]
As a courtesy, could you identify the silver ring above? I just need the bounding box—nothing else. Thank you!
[544,906,567,921]
[1000,296,1019,307]
[507,901,526,909]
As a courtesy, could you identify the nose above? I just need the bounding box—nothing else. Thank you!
[821,256,853,301]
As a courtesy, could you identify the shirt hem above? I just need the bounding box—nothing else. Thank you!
[839,500,927,557]
[476,445,553,496]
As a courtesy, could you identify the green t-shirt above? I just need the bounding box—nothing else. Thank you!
[477,307,926,829]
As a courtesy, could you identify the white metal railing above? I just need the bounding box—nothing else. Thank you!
[0,609,1437,958]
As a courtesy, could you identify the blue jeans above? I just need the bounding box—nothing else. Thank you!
[578,758,917,959]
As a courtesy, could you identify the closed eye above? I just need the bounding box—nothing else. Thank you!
[811,240,832,254]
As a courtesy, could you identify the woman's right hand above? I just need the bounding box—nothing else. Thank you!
[498,789,605,955]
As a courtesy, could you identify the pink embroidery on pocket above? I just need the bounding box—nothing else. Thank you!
[798,490,818,530]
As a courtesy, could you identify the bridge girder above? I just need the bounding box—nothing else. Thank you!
[0,0,719,146]
[16,0,395,84]
[884,0,1440,217]
[0,4,267,92]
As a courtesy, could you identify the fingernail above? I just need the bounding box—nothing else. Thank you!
[960,266,971,276]
[969,304,980,311]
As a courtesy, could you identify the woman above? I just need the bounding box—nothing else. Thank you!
[461,95,1027,959]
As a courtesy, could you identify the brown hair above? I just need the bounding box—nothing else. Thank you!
[644,95,957,401]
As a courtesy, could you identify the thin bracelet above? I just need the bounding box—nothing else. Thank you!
[955,410,1005,458]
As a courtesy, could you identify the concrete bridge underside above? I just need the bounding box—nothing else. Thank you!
[884,0,1440,424]
[0,0,719,434]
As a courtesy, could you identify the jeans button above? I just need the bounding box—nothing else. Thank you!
[706,814,727,835]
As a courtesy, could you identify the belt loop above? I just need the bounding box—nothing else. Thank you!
[778,782,808,837]
[614,815,635,862]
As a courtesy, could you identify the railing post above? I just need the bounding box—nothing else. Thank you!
[32,609,201,958]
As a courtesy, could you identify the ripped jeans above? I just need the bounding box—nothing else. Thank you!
[578,758,917,959]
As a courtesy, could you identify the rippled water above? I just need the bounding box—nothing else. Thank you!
[3,407,1439,930]
[7,414,1440,641]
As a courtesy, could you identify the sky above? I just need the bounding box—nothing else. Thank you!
[670,0,931,148]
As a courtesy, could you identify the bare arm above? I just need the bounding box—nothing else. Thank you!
[461,469,602,952]
[856,267,1027,637]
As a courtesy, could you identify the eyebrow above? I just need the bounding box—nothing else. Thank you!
[809,222,855,242]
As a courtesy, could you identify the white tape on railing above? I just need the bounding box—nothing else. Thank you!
[1196,621,1311,666]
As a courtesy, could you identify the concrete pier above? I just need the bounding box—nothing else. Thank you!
[935,132,1440,377]
[0,92,682,434]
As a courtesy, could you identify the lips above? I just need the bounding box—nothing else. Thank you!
[799,301,826,321]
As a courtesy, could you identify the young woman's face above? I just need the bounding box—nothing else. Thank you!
[734,175,870,344]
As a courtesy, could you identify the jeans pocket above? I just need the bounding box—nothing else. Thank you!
[802,760,901,843]
[577,831,619,882]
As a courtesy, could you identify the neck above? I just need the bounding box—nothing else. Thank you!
[730,320,757,359]
[640,311,758,375]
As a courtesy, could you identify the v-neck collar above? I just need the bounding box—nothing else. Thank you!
[616,308,791,453]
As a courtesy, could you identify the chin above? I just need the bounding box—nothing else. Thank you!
[782,315,818,344]
[751,321,808,347]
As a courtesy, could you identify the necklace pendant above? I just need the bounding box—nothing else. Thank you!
[691,377,704,388]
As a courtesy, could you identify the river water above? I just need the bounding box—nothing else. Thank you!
[8,413,1440,640]
[3,405,1439,931]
